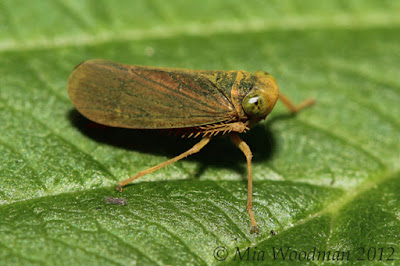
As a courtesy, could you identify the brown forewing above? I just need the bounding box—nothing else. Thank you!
[67,60,238,129]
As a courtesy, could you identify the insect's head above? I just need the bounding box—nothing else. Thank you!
[242,71,279,122]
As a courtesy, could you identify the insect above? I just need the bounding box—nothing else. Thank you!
[67,59,315,234]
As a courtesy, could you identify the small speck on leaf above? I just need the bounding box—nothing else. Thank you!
[104,196,127,206]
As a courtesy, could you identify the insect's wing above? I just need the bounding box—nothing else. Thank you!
[67,60,237,129]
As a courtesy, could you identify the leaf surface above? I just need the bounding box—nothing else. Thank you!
[1,0,399,264]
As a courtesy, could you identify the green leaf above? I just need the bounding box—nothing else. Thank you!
[1,0,399,264]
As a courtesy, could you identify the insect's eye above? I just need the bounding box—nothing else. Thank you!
[242,89,270,118]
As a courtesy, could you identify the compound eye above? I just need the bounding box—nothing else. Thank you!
[242,89,270,118]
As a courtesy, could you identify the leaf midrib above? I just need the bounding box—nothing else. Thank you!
[1,12,400,53]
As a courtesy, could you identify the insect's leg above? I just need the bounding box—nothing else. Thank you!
[115,136,212,192]
[279,94,315,114]
[230,133,259,234]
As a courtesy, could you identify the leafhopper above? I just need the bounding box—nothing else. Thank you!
[67,59,314,233]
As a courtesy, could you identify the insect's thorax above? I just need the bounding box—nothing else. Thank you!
[201,70,257,122]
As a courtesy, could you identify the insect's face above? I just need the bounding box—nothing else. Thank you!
[242,71,279,120]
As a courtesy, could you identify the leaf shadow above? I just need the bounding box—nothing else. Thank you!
[67,109,292,181]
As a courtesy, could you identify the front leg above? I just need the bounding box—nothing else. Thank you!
[279,94,315,114]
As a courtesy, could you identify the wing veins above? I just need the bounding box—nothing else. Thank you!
[131,69,232,116]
